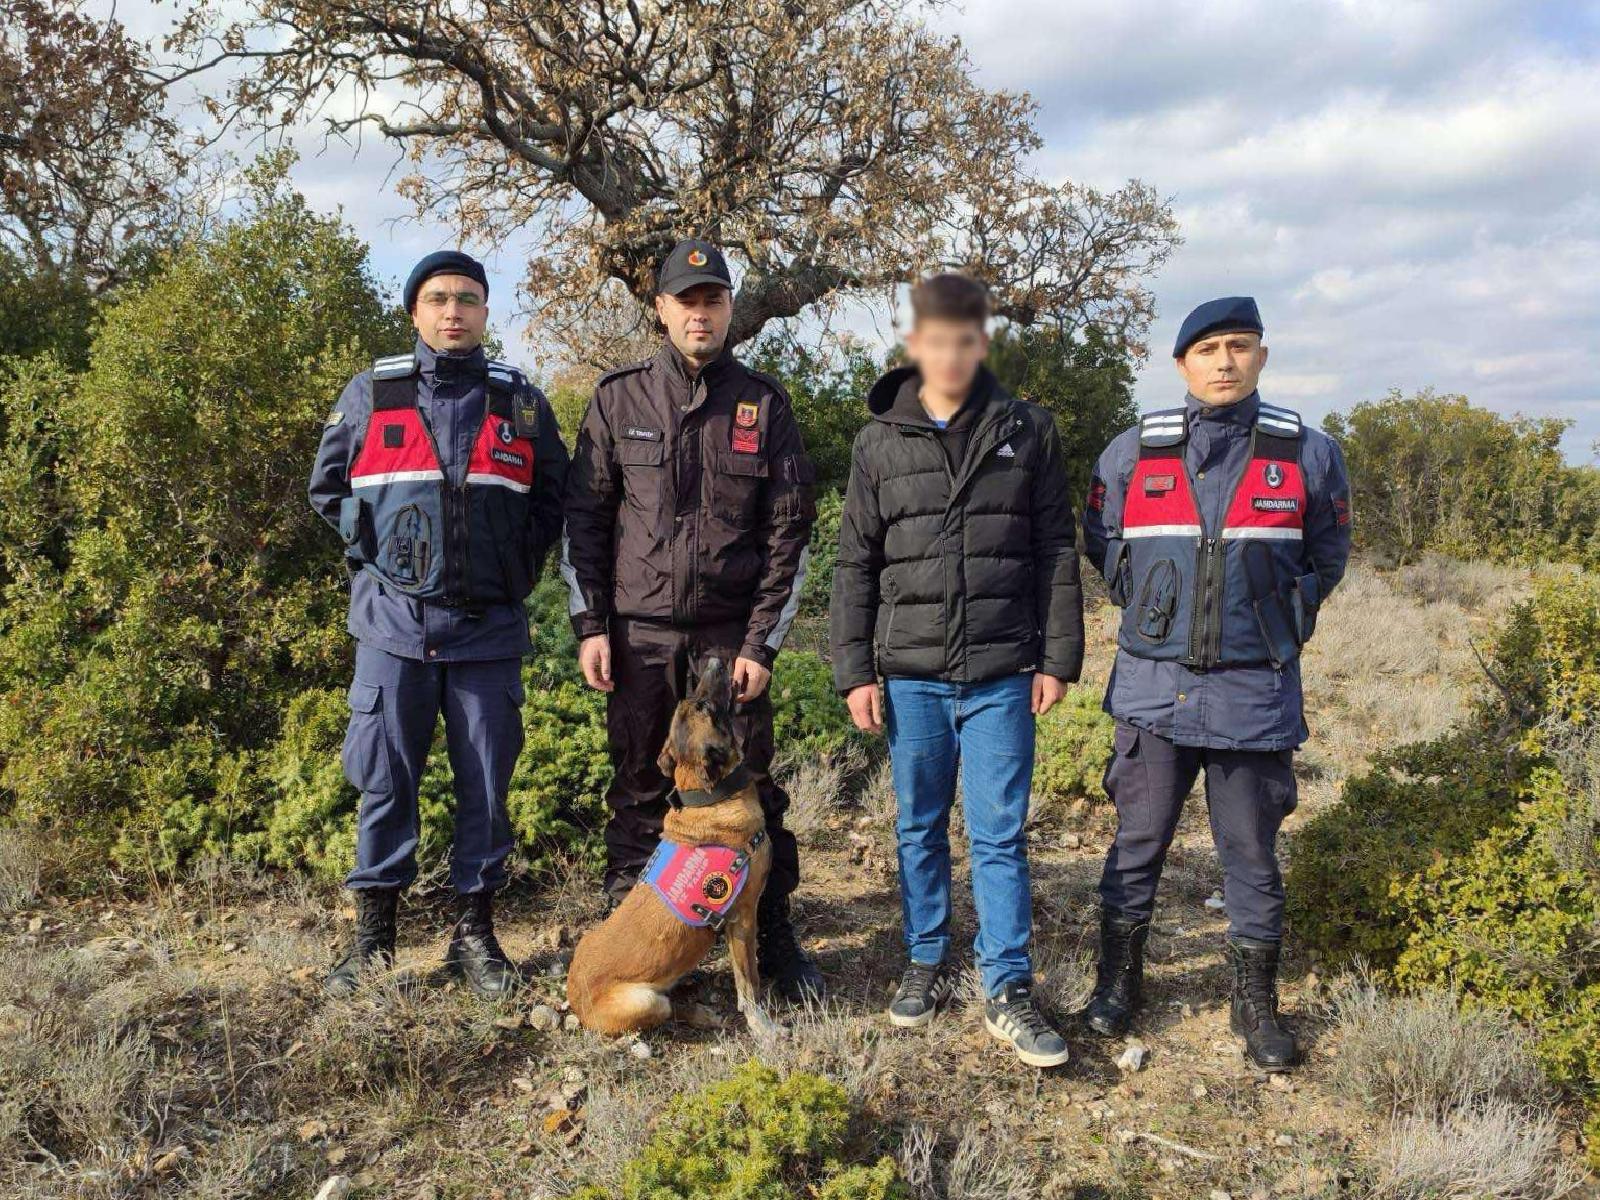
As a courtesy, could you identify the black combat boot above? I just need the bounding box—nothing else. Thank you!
[1228,936,1299,1071]
[757,890,825,1002]
[445,891,520,997]
[1082,909,1150,1037]
[324,887,399,997]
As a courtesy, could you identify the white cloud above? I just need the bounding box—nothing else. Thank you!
[942,0,1600,455]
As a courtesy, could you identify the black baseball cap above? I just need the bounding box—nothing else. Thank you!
[656,238,733,295]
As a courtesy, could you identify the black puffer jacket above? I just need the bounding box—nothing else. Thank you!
[829,364,1084,691]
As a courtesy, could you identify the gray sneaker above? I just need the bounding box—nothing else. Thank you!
[984,980,1070,1068]
[888,960,957,1028]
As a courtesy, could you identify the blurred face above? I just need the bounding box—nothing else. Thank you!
[411,274,488,352]
[1176,331,1268,405]
[655,283,733,365]
[905,317,989,398]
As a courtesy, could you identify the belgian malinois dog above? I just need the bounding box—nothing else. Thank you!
[566,658,777,1037]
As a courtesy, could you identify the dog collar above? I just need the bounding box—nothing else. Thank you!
[669,762,753,810]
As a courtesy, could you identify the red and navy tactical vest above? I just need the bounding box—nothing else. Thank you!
[1106,402,1322,668]
[342,352,540,606]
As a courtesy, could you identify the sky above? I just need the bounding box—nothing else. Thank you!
[118,0,1600,456]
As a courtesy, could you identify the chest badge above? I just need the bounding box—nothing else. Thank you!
[498,419,515,445]
[732,400,761,454]
[1264,462,1284,488]
[1143,473,1176,494]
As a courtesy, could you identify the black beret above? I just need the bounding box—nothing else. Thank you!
[1173,296,1264,358]
[404,250,489,312]
[656,238,732,295]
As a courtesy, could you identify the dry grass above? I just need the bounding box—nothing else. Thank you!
[780,743,870,842]
[1372,1102,1584,1199]
[1327,973,1550,1120]
[898,1122,1041,1200]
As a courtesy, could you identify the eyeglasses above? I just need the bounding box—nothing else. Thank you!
[419,290,484,309]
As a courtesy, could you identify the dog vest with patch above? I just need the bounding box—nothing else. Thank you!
[643,831,767,932]
[1106,402,1322,668]
[337,352,541,606]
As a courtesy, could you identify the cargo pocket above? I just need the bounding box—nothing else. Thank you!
[1134,559,1180,644]
[1252,576,1314,668]
[1102,722,1147,827]
[710,450,768,529]
[338,495,374,559]
[341,681,392,794]
[1290,572,1321,645]
[1104,538,1132,606]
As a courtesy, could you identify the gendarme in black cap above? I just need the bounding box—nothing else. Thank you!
[404,250,489,313]
[656,238,733,295]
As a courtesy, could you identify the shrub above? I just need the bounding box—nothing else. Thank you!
[1286,732,1531,968]
[0,157,404,863]
[1391,767,1600,1160]
[1371,1102,1583,1200]
[1032,686,1116,813]
[771,649,863,761]
[801,488,843,618]
[1323,389,1600,568]
[571,1060,907,1199]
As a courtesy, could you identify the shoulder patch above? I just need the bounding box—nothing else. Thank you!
[741,366,790,400]
[1256,402,1303,438]
[597,360,651,388]
[372,352,417,381]
[1139,407,1188,448]
[486,362,525,394]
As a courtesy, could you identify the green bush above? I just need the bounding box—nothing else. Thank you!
[1393,766,1599,1104]
[1286,732,1531,969]
[1033,686,1116,811]
[0,161,620,884]
[1290,571,1600,1162]
[799,488,843,619]
[1323,389,1600,568]
[571,1060,906,1200]
[771,649,862,762]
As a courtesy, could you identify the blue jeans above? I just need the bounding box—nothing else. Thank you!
[885,673,1036,996]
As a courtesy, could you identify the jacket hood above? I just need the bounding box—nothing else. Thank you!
[867,363,1003,424]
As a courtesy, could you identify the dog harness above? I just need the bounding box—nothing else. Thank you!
[643,830,767,932]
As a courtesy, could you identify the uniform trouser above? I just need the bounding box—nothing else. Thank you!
[602,617,799,901]
[342,643,525,895]
[1098,721,1298,941]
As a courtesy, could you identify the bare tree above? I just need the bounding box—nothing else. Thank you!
[171,0,1180,357]
[1,0,187,289]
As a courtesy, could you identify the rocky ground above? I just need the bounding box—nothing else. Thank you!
[4,558,1592,1199]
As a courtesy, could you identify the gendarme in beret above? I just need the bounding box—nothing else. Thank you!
[404,250,489,313]
[656,238,732,295]
[1173,296,1264,358]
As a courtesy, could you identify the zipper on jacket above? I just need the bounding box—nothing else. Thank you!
[419,396,490,606]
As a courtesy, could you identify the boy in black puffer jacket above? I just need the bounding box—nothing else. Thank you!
[829,273,1084,1067]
